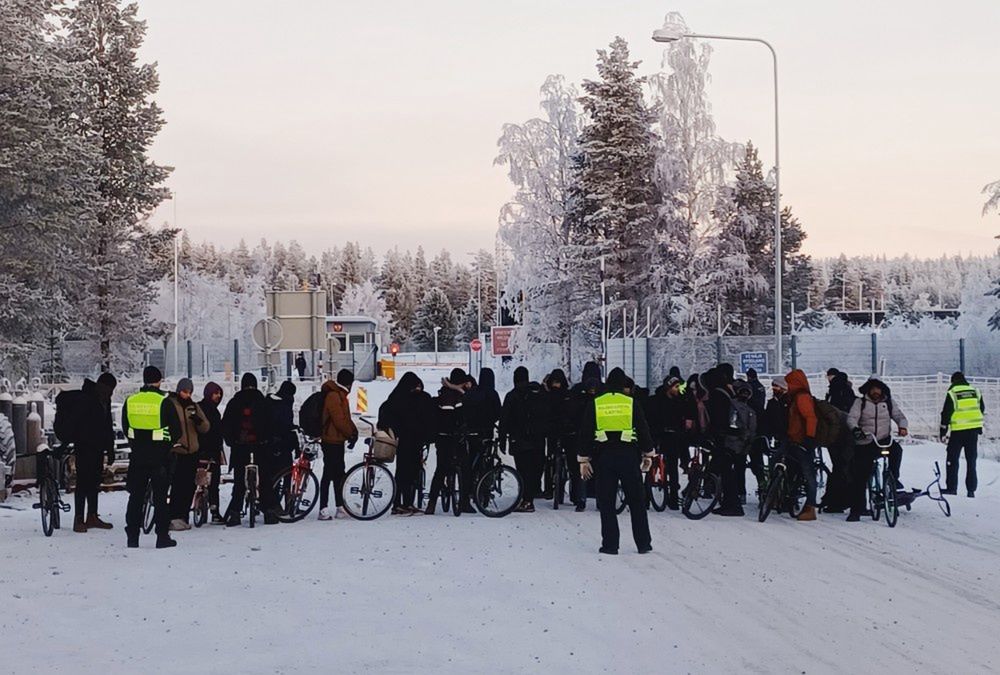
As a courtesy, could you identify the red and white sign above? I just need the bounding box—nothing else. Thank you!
[490,326,517,357]
[470,338,483,352]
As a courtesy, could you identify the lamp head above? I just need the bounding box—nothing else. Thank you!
[652,27,684,43]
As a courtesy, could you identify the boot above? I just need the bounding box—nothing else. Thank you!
[156,534,177,549]
[845,511,862,522]
[224,511,242,527]
[797,504,817,521]
[211,507,224,524]
[424,498,436,516]
[85,514,114,530]
[126,530,139,548]
[263,509,280,525]
[73,516,88,533]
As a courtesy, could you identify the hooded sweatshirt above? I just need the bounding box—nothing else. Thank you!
[786,369,818,444]
[321,379,357,444]
[464,368,501,436]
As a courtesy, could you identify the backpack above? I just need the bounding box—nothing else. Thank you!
[813,397,844,447]
[298,390,327,439]
[522,386,551,438]
[54,389,86,445]
[721,390,756,453]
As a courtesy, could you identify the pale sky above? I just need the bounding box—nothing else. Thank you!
[138,0,1000,259]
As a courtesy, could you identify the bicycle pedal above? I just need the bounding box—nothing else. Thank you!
[32,503,42,510]
[61,504,72,512]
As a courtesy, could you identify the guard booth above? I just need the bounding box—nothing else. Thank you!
[325,315,380,382]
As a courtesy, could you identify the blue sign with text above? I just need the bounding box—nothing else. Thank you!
[739,351,768,374]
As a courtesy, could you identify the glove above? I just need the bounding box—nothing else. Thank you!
[578,456,593,480]
[347,437,357,450]
[939,426,948,443]
[640,452,655,473]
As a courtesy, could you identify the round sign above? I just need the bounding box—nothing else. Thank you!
[251,318,284,351]
[390,342,400,356]
[470,338,482,352]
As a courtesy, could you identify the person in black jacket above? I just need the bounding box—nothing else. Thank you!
[122,366,183,548]
[426,368,471,514]
[544,368,578,505]
[222,373,277,526]
[745,368,767,416]
[578,367,654,554]
[294,353,307,380]
[565,362,603,510]
[705,367,743,516]
[463,367,502,477]
[379,371,435,514]
[267,380,299,513]
[499,366,549,512]
[72,373,118,532]
[197,382,225,523]
[825,370,857,413]
[646,375,686,510]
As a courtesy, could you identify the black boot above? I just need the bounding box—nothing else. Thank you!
[126,530,139,548]
[156,534,177,549]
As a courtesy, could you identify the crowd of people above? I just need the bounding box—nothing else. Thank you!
[53,358,985,552]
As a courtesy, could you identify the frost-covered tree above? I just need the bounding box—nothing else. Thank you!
[63,0,173,371]
[378,248,418,344]
[0,0,98,371]
[650,12,741,332]
[573,37,661,312]
[983,180,1000,329]
[496,75,584,366]
[339,280,393,335]
[411,288,457,351]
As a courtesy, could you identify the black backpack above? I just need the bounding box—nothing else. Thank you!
[298,390,327,439]
[54,389,86,445]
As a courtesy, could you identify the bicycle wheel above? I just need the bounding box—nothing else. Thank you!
[417,466,427,509]
[342,462,396,520]
[614,485,627,514]
[758,467,785,523]
[441,473,452,514]
[883,469,898,528]
[682,470,721,520]
[786,473,807,518]
[868,470,881,522]
[553,455,567,510]
[39,478,56,537]
[193,491,208,528]
[451,468,463,517]
[247,482,258,529]
[475,465,523,518]
[647,462,668,513]
[142,486,156,534]
[273,467,319,523]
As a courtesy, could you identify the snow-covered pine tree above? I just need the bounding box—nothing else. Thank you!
[411,288,457,351]
[0,0,98,371]
[455,298,481,346]
[377,248,418,344]
[983,180,1000,329]
[574,37,660,315]
[62,0,172,371]
[334,242,363,307]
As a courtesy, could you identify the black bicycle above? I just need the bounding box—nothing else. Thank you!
[473,434,523,518]
[416,444,430,510]
[31,445,73,536]
[547,437,571,510]
[681,445,721,520]
[243,448,260,528]
[868,436,899,528]
[758,444,808,522]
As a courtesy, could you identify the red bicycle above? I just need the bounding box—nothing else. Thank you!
[272,431,320,523]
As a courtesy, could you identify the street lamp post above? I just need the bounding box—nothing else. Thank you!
[433,326,441,366]
[653,27,782,371]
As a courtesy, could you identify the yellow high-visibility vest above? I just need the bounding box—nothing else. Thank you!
[948,385,983,432]
[594,392,635,443]
[126,390,170,442]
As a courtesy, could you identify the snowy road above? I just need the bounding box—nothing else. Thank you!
[2,444,998,674]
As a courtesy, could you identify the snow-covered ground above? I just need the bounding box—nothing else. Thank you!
[2,440,998,674]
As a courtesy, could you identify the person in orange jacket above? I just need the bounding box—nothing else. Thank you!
[784,369,819,521]
[318,369,358,520]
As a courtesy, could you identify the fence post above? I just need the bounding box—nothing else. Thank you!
[286,351,293,380]
[186,340,192,379]
[715,336,723,364]
[234,339,240,380]
[870,333,878,375]
[790,335,798,371]
[959,338,966,373]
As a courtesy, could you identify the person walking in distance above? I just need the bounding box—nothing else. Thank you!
[166,378,210,531]
[68,372,118,532]
[318,369,358,520]
[122,366,182,548]
[222,373,278,526]
[295,352,307,381]
[197,382,226,523]
[940,371,985,498]
[577,368,654,555]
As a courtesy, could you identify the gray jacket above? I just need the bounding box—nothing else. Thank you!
[847,395,908,445]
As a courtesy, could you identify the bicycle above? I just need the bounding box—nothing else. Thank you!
[895,461,951,517]
[416,444,430,510]
[644,452,671,512]
[681,444,721,520]
[867,435,899,528]
[141,481,156,534]
[757,444,808,523]
[30,444,73,536]
[473,435,523,518]
[272,432,321,523]
[547,437,570,510]
[341,417,397,520]
[190,459,217,528]
[243,449,260,528]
